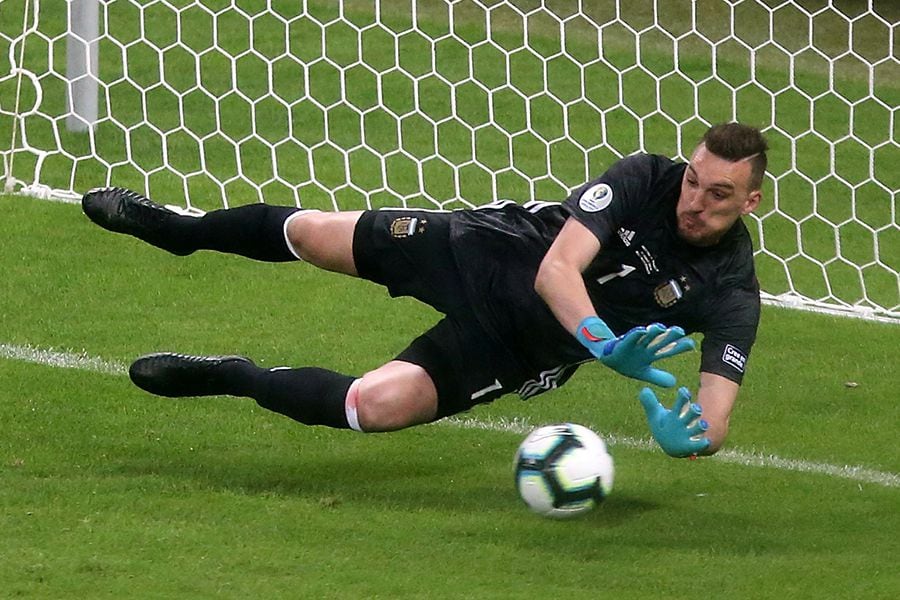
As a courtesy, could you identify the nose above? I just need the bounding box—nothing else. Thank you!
[685,190,703,212]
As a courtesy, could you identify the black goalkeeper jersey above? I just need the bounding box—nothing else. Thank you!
[448,153,760,387]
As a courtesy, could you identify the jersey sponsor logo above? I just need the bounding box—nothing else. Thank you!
[654,279,684,307]
[390,216,427,238]
[617,227,635,247]
[722,344,747,373]
[578,183,614,213]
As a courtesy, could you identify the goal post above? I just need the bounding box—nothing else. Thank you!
[65,0,100,133]
[1,0,897,323]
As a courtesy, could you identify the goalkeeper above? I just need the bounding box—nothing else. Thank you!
[82,122,766,458]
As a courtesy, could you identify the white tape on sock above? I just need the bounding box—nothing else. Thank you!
[344,378,363,432]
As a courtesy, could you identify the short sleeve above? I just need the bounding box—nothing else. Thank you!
[698,284,760,384]
[562,154,664,247]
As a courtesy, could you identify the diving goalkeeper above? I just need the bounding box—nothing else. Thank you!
[82,122,767,458]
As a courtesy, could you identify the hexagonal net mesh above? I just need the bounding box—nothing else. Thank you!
[1,0,897,322]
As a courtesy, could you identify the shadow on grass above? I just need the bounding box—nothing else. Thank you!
[105,436,660,527]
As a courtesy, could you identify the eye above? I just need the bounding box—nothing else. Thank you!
[686,177,698,188]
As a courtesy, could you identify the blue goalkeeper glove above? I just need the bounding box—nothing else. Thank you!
[576,317,695,388]
[638,387,710,458]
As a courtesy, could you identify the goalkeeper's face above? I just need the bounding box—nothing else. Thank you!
[676,143,762,247]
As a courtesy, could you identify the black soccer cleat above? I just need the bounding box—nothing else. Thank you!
[81,187,193,255]
[129,352,255,398]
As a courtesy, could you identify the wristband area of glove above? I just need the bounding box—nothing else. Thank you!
[575,316,615,346]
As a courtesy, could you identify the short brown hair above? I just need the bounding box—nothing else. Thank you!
[701,123,768,190]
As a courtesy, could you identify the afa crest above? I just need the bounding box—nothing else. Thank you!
[390,216,427,238]
[654,279,684,308]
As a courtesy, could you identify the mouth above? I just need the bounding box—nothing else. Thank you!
[677,213,713,245]
[679,213,702,233]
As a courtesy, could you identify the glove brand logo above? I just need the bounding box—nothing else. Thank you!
[722,344,747,372]
[578,183,613,213]
[390,216,427,238]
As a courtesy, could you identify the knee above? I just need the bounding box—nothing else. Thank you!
[354,364,438,432]
[284,211,360,275]
[284,211,325,261]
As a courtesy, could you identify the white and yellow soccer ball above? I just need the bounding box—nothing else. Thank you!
[514,423,615,518]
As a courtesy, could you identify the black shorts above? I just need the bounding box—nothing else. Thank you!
[352,209,528,418]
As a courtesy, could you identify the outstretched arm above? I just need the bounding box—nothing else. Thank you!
[693,371,738,453]
[638,371,738,457]
[535,218,693,387]
[534,217,602,334]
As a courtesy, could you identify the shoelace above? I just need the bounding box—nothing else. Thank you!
[113,189,164,226]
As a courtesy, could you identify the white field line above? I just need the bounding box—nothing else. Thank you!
[1,343,127,375]
[445,416,900,489]
[3,342,898,489]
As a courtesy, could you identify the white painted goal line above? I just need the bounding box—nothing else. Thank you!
[444,416,900,490]
[1,343,127,375]
[2,342,898,489]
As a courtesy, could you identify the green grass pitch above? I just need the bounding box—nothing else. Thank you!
[1,195,898,598]
[2,1,899,597]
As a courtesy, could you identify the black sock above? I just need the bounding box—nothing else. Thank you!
[221,361,354,429]
[168,204,300,262]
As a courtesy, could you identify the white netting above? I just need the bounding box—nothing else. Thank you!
[1,0,898,322]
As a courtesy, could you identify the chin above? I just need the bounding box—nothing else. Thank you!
[678,227,715,247]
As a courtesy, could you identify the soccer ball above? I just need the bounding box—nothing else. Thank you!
[514,423,615,519]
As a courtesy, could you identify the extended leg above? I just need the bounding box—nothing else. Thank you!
[82,187,360,268]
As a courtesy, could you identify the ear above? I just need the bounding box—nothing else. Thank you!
[742,190,761,215]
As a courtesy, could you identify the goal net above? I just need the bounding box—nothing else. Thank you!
[1,0,898,323]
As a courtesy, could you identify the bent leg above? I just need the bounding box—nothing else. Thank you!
[129,352,436,432]
[253,358,437,432]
